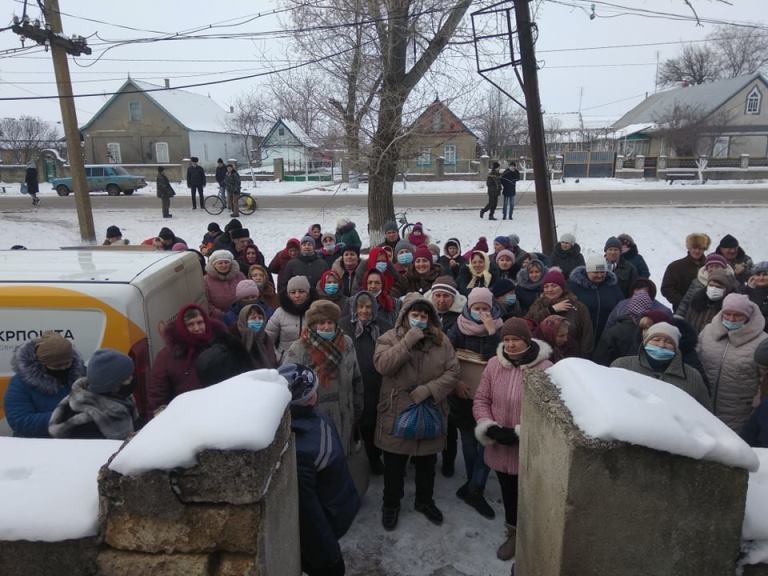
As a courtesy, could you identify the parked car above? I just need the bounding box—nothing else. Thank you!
[50,165,147,196]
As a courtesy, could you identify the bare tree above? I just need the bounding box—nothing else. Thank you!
[267,68,329,143]
[657,44,721,87]
[472,88,527,158]
[653,103,732,158]
[709,24,768,78]
[0,116,59,165]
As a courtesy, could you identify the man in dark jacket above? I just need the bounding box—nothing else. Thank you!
[186,156,206,210]
[156,166,174,218]
[224,163,241,217]
[715,233,754,284]
[661,233,710,312]
[379,221,400,253]
[617,233,650,279]
[214,158,227,201]
[25,162,40,206]
[480,161,501,220]
[549,233,585,279]
[500,161,520,220]
[604,236,638,298]
[278,235,329,292]
[279,363,360,576]
[568,255,625,345]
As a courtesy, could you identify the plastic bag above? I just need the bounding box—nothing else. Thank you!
[392,399,443,440]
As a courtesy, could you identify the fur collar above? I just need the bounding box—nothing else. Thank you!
[495,339,552,368]
[11,339,85,395]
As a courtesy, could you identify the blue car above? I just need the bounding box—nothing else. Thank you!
[50,165,147,196]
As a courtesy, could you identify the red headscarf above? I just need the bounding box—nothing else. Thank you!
[361,269,395,312]
[173,304,215,368]
[318,269,341,292]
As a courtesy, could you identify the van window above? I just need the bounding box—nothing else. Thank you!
[91,167,105,177]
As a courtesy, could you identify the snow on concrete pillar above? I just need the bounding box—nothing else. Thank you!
[435,156,445,178]
[615,155,625,172]
[273,158,284,182]
[479,155,489,180]
[741,154,750,169]
[634,154,645,170]
[658,155,668,171]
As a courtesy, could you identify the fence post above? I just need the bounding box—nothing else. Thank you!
[615,155,624,174]
[741,154,750,169]
[634,155,645,170]
[273,158,284,182]
[435,156,445,178]
[657,155,667,171]
[479,155,489,181]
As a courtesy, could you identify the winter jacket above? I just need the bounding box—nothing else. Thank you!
[621,245,650,279]
[284,333,363,456]
[204,263,246,319]
[24,166,39,194]
[661,253,707,311]
[215,164,227,186]
[549,243,585,280]
[156,172,174,199]
[515,267,545,314]
[741,399,768,448]
[500,168,520,196]
[607,258,639,298]
[4,340,85,438]
[268,247,295,277]
[675,266,736,320]
[292,404,360,576]
[605,298,672,331]
[265,291,315,361]
[612,349,711,410]
[526,291,594,357]
[456,264,496,296]
[593,317,641,366]
[224,170,241,194]
[335,222,362,250]
[683,286,730,334]
[568,266,625,344]
[373,295,460,456]
[697,305,768,433]
[233,303,278,370]
[473,340,553,475]
[743,284,768,333]
[486,169,501,196]
[318,246,344,268]
[397,264,442,296]
[716,246,754,285]
[186,164,206,188]
[439,239,466,278]
[279,253,329,293]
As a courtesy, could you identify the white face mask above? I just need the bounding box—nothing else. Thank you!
[706,286,725,301]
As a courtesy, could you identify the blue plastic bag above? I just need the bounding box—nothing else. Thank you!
[392,399,443,440]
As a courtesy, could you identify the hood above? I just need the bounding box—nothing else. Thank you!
[205,259,241,280]
[495,339,552,368]
[349,290,380,321]
[366,246,391,271]
[554,242,581,257]
[11,339,86,395]
[444,237,462,255]
[516,260,547,290]
[423,289,467,314]
[337,221,356,234]
[568,265,618,289]
[708,301,767,346]
[238,303,268,335]
[395,293,442,338]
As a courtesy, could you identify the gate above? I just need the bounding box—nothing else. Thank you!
[562,151,616,178]
[643,156,658,179]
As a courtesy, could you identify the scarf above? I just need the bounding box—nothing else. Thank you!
[502,340,540,367]
[466,251,492,290]
[456,312,503,336]
[304,328,345,387]
[173,304,215,369]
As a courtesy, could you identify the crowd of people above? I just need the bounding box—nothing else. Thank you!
[5,215,768,576]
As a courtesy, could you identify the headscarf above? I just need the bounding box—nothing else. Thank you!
[361,269,395,313]
[350,291,381,340]
[466,250,492,290]
[172,304,215,369]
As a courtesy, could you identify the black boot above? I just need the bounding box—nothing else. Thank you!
[382,506,400,531]
[369,457,385,476]
[441,456,455,478]
[488,212,497,220]
[480,207,485,219]
[465,488,496,519]
[415,500,444,525]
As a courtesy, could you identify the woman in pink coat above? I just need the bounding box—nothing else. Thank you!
[473,317,552,562]
[205,250,245,319]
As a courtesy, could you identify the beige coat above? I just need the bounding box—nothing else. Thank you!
[373,294,460,456]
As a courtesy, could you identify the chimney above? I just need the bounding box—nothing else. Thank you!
[230,106,234,113]
[164,78,170,89]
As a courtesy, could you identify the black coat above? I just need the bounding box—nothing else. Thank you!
[186,164,206,187]
[279,253,329,292]
[549,243,585,280]
[215,164,227,186]
[24,166,39,194]
[593,317,641,366]
[622,245,650,279]
[568,266,625,344]
[609,258,639,298]
[500,168,520,196]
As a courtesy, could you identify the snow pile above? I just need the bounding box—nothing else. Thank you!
[0,438,121,541]
[742,449,768,566]
[546,358,759,472]
[110,370,291,476]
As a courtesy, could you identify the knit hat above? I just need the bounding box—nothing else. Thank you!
[500,317,531,343]
[231,228,250,240]
[630,278,657,301]
[225,219,242,233]
[721,293,754,318]
[286,238,300,249]
[209,250,234,265]
[468,287,494,309]
[585,254,607,273]
[301,235,315,245]
[718,234,739,249]
[278,363,319,406]
[643,322,681,348]
[321,231,336,243]
[559,232,576,244]
[431,275,459,297]
[507,234,520,247]
[707,268,734,289]
[87,349,134,395]
[383,221,398,233]
[755,339,768,367]
[395,240,415,254]
[35,332,73,370]
[207,222,222,233]
[106,225,121,238]
[319,269,341,290]
[305,299,341,327]
[414,245,432,261]
[753,261,768,275]
[604,236,622,251]
[235,279,261,301]
[626,291,653,321]
[491,278,516,298]
[686,233,710,250]
[472,237,489,252]
[287,275,310,293]
[542,268,566,291]
[705,253,728,269]
[494,236,511,248]
[496,249,515,264]
[412,222,423,233]
[158,227,175,241]
[643,309,672,325]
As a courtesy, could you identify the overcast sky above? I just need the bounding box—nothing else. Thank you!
[0,0,765,132]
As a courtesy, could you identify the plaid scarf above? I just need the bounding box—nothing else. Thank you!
[304,328,345,387]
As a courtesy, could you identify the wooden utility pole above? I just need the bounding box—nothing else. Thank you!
[43,0,95,242]
[513,0,556,254]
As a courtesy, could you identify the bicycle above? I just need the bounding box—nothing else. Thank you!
[203,192,257,216]
[395,210,414,238]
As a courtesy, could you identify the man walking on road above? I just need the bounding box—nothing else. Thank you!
[215,158,227,202]
[156,166,174,219]
[480,161,501,221]
[224,163,241,218]
[187,156,206,210]
[500,161,520,220]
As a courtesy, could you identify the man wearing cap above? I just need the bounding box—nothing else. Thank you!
[604,236,638,298]
[279,236,329,293]
[186,156,206,210]
[661,233,710,312]
[715,234,754,284]
[379,221,400,253]
[4,332,86,438]
[103,225,129,246]
[568,254,624,344]
[224,163,241,217]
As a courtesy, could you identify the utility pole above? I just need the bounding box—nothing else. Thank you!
[514,0,556,255]
[12,0,95,243]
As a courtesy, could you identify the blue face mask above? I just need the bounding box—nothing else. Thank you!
[470,310,483,322]
[317,329,336,341]
[722,319,745,331]
[375,261,388,273]
[398,253,413,265]
[505,294,517,305]
[247,319,264,332]
[409,317,428,330]
[644,344,676,361]
[324,283,339,295]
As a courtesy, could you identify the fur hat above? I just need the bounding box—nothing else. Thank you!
[87,349,134,395]
[468,287,494,309]
[643,322,681,348]
[235,279,261,301]
[106,225,122,238]
[431,276,459,297]
[686,233,711,250]
[287,275,310,293]
[383,221,398,233]
[604,236,622,251]
[35,332,73,370]
[585,254,607,273]
[491,278,516,298]
[722,293,754,318]
[414,245,432,261]
[395,240,415,254]
[230,228,250,240]
[500,318,531,343]
[718,234,739,249]
[305,299,341,327]
[755,339,768,367]
[705,253,728,269]
[337,218,351,229]
[542,268,566,291]
[209,250,234,265]
[559,232,576,244]
[496,249,515,263]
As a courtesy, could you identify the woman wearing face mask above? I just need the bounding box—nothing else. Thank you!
[399,244,442,295]
[266,276,317,362]
[236,303,278,369]
[316,269,348,312]
[4,331,86,438]
[248,264,280,312]
[49,349,138,440]
[285,300,363,456]
[698,293,768,432]
[492,279,522,321]
[319,232,343,267]
[457,250,497,296]
[681,269,736,334]
[392,240,416,278]
[374,294,460,531]
[515,258,548,315]
[612,323,711,409]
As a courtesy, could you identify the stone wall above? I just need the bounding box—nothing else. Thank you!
[516,369,749,576]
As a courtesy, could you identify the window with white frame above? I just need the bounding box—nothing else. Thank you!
[746,87,761,115]
[128,101,142,122]
[416,146,432,167]
[106,143,122,163]
[155,142,169,163]
[443,144,457,165]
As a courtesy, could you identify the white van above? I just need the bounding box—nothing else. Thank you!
[0,249,205,420]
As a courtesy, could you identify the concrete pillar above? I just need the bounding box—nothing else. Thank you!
[741,154,750,169]
[273,158,284,182]
[657,155,668,171]
[479,155,489,181]
[634,155,645,170]
[180,158,190,185]
[435,156,445,178]
[516,370,748,576]
[615,155,625,172]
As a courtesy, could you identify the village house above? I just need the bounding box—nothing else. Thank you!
[259,118,320,170]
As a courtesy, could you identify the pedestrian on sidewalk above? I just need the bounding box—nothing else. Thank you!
[156,166,174,219]
[500,161,520,220]
[224,163,241,217]
[480,162,502,220]
[186,156,206,210]
[25,161,40,206]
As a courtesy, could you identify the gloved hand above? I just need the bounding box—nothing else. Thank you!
[404,326,426,346]
[486,425,519,446]
[409,385,431,404]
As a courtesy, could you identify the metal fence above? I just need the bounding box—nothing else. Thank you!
[396,158,478,175]
[562,151,616,178]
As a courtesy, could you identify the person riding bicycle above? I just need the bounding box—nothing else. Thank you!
[224,163,241,217]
